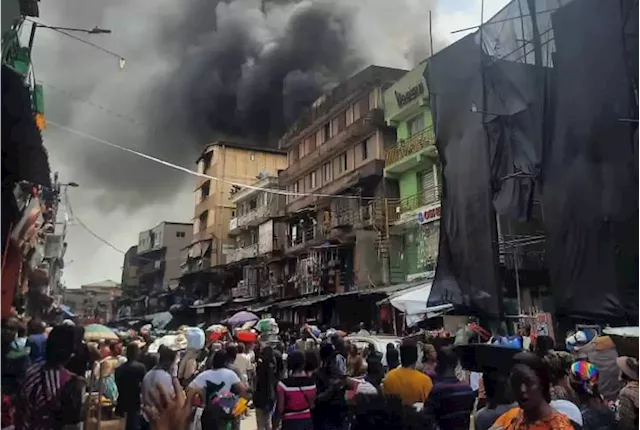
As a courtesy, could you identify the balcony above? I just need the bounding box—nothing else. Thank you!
[384,127,437,175]
[392,187,442,225]
[181,257,212,275]
[285,225,318,254]
[226,243,259,264]
[140,260,164,276]
[279,109,385,185]
[229,217,239,234]
[287,158,385,213]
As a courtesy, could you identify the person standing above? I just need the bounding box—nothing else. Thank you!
[474,372,518,430]
[275,351,316,430]
[616,356,639,430]
[385,343,400,371]
[424,346,475,430]
[16,325,84,430]
[568,360,616,430]
[314,343,348,430]
[382,343,433,406]
[347,343,365,377]
[26,319,47,363]
[142,346,177,429]
[116,343,147,430]
[254,347,278,430]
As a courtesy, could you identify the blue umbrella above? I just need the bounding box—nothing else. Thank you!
[226,311,259,326]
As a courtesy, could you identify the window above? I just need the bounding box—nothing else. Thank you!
[198,211,208,232]
[345,105,354,126]
[361,139,369,161]
[249,198,257,210]
[323,123,331,141]
[323,163,332,183]
[289,149,298,163]
[297,144,303,159]
[176,231,186,238]
[200,181,210,202]
[305,136,316,153]
[294,181,300,193]
[338,152,348,173]
[231,210,236,218]
[316,128,325,146]
[249,152,256,161]
[310,171,317,189]
[408,114,426,136]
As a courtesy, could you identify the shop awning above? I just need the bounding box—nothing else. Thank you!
[386,281,454,327]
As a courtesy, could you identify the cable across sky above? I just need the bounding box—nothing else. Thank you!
[46,120,371,200]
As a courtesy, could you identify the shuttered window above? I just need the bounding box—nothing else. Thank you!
[419,167,437,206]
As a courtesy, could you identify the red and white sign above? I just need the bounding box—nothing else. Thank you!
[417,206,441,224]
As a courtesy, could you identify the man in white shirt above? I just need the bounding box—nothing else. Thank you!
[142,346,177,421]
[188,350,247,400]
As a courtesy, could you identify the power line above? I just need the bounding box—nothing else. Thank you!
[46,120,369,200]
[66,197,126,255]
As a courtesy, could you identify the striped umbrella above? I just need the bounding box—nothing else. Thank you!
[83,323,119,341]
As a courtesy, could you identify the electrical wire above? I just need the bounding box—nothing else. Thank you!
[46,120,369,200]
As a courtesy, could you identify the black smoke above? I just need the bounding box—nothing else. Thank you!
[150,0,364,145]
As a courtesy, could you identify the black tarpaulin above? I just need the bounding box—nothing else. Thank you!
[425,34,502,317]
[543,0,638,323]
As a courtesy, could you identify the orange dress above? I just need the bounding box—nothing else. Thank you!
[490,408,575,430]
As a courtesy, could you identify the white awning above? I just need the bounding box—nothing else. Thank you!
[388,281,453,327]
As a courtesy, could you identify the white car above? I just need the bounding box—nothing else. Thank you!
[345,334,402,368]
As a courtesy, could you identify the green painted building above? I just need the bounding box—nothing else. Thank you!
[382,60,441,283]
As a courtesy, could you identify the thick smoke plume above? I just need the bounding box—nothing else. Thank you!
[154,0,365,144]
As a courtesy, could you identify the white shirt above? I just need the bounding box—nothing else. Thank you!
[188,368,241,396]
[234,354,252,379]
[142,369,175,420]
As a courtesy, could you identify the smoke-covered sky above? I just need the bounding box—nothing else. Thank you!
[32,0,507,288]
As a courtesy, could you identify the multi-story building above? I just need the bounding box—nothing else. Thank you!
[137,221,193,293]
[382,60,441,283]
[278,65,407,299]
[190,142,287,268]
[63,280,121,322]
[227,175,288,300]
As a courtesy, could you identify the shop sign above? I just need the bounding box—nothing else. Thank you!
[417,206,441,225]
[395,82,425,107]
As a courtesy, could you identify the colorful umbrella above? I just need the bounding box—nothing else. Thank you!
[83,323,119,341]
[226,311,259,326]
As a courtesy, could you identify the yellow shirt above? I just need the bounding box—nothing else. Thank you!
[382,367,433,405]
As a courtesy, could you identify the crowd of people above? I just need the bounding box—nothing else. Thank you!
[1,317,639,430]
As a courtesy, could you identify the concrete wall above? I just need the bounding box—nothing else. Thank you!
[193,144,286,266]
[160,223,192,288]
[355,230,383,288]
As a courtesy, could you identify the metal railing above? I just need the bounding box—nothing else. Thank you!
[398,186,441,214]
[385,127,435,166]
[288,225,317,248]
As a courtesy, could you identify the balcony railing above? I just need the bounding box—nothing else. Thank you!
[398,186,441,214]
[227,243,259,263]
[287,225,317,250]
[238,205,270,227]
[280,109,384,184]
[385,127,435,166]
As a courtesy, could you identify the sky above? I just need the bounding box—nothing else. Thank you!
[31,0,508,289]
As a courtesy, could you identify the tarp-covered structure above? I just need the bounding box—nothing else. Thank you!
[426,0,638,323]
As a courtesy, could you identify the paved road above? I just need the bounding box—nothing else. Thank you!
[239,410,257,430]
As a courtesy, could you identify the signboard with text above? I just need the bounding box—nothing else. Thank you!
[417,206,441,225]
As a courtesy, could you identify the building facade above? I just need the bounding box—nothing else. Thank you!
[227,175,287,301]
[382,60,441,283]
[137,221,193,293]
[190,142,287,268]
[277,65,407,311]
[63,280,121,322]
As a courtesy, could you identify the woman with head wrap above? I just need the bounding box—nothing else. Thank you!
[568,360,616,430]
[490,352,574,430]
[17,325,85,430]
